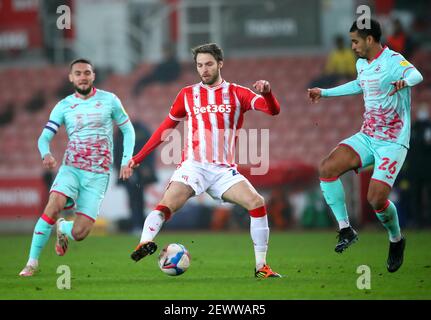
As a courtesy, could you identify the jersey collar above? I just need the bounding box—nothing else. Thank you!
[74,87,97,99]
[368,45,387,64]
[200,79,226,90]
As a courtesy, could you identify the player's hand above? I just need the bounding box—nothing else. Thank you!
[307,87,322,103]
[127,159,140,169]
[253,80,271,94]
[389,80,407,96]
[42,154,57,169]
[119,165,133,181]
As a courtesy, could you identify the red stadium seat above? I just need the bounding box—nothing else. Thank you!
[1,52,430,176]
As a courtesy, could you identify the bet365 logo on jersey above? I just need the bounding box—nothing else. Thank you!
[193,104,232,115]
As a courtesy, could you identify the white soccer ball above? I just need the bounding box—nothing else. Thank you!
[158,243,191,276]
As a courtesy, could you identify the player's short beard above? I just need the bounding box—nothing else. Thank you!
[74,85,93,96]
[201,71,219,85]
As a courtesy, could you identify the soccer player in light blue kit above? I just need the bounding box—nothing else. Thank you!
[19,59,136,276]
[308,19,423,272]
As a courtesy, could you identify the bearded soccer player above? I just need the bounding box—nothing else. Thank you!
[19,59,135,276]
[308,19,423,272]
[129,43,282,278]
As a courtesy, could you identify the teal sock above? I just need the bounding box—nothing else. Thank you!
[375,200,402,242]
[29,216,54,261]
[320,179,350,228]
[59,220,75,240]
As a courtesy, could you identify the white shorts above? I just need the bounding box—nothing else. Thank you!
[170,160,246,200]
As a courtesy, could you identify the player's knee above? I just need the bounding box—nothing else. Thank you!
[319,158,337,179]
[45,196,66,219]
[367,192,387,211]
[71,227,90,241]
[247,194,265,211]
[43,204,62,220]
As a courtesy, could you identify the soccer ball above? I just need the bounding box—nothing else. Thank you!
[158,243,191,276]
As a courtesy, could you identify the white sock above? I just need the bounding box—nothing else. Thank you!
[338,219,350,230]
[140,210,165,243]
[27,258,38,267]
[390,235,402,243]
[250,215,269,270]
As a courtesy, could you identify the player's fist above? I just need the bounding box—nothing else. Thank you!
[253,80,271,94]
[307,87,322,103]
[42,153,57,169]
[389,80,407,96]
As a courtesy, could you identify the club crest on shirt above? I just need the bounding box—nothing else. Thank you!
[94,101,103,109]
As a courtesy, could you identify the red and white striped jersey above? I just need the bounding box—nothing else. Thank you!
[168,80,279,166]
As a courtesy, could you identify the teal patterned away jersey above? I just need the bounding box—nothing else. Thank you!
[45,88,130,173]
[355,47,418,148]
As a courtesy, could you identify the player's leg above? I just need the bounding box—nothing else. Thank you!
[368,180,402,241]
[19,192,68,276]
[57,213,94,241]
[221,180,281,278]
[141,181,195,242]
[319,133,375,253]
[55,169,108,255]
[368,144,407,272]
[131,181,195,262]
[319,144,362,230]
[55,212,97,256]
[368,180,405,272]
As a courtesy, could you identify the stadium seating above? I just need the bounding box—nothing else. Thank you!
[0,51,430,177]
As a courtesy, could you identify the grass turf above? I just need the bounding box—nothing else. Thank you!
[1,230,430,300]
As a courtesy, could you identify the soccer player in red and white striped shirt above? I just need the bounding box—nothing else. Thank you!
[129,43,281,278]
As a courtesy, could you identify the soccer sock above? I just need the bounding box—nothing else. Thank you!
[250,206,269,270]
[320,178,350,229]
[375,200,402,242]
[140,205,171,243]
[59,220,75,241]
[28,214,55,264]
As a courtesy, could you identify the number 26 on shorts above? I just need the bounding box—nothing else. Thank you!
[378,157,398,174]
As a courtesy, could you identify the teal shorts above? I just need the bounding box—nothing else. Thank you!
[50,165,110,221]
[339,132,408,188]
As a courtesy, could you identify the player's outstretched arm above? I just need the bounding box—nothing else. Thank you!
[130,116,179,167]
[309,80,363,100]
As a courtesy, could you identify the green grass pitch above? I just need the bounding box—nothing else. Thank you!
[1,231,430,300]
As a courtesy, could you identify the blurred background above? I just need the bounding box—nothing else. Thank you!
[0,0,430,236]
